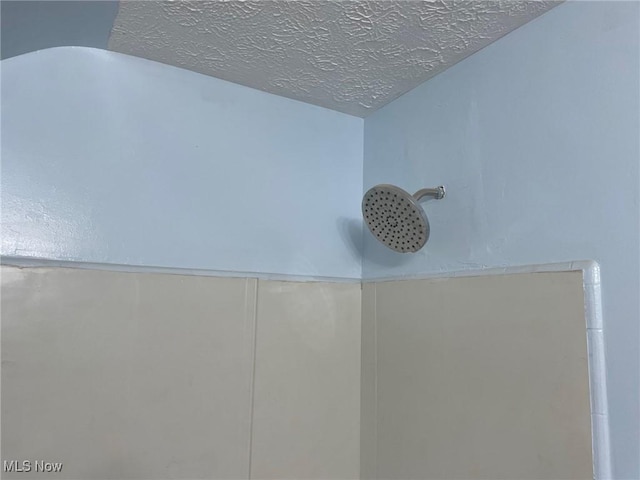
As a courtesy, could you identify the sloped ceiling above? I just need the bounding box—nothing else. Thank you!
[109,1,559,117]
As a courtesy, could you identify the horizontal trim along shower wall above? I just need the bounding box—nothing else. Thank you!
[0,256,362,284]
[0,47,364,280]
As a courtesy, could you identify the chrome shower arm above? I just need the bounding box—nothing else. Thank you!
[413,186,446,201]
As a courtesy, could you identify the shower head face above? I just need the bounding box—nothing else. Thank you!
[362,184,430,253]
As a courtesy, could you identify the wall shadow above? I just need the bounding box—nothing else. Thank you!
[338,216,413,273]
[336,217,364,262]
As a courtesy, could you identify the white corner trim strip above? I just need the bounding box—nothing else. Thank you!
[587,329,608,416]
[363,260,611,480]
[592,413,613,480]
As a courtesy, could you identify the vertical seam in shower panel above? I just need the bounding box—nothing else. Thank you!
[246,278,259,479]
[373,283,378,480]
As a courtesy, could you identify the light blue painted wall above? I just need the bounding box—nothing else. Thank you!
[1,1,119,60]
[363,2,639,478]
[1,47,364,278]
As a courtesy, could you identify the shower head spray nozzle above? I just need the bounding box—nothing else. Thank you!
[362,184,445,253]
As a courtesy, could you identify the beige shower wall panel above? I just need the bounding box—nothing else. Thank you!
[250,280,361,479]
[1,266,257,479]
[371,271,593,480]
[360,283,377,480]
[1,266,363,480]
[4,264,590,480]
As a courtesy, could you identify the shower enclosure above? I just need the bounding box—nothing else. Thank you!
[3,1,636,476]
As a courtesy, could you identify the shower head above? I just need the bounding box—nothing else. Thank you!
[362,184,445,253]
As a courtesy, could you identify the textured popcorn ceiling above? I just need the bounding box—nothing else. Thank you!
[109,1,559,117]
